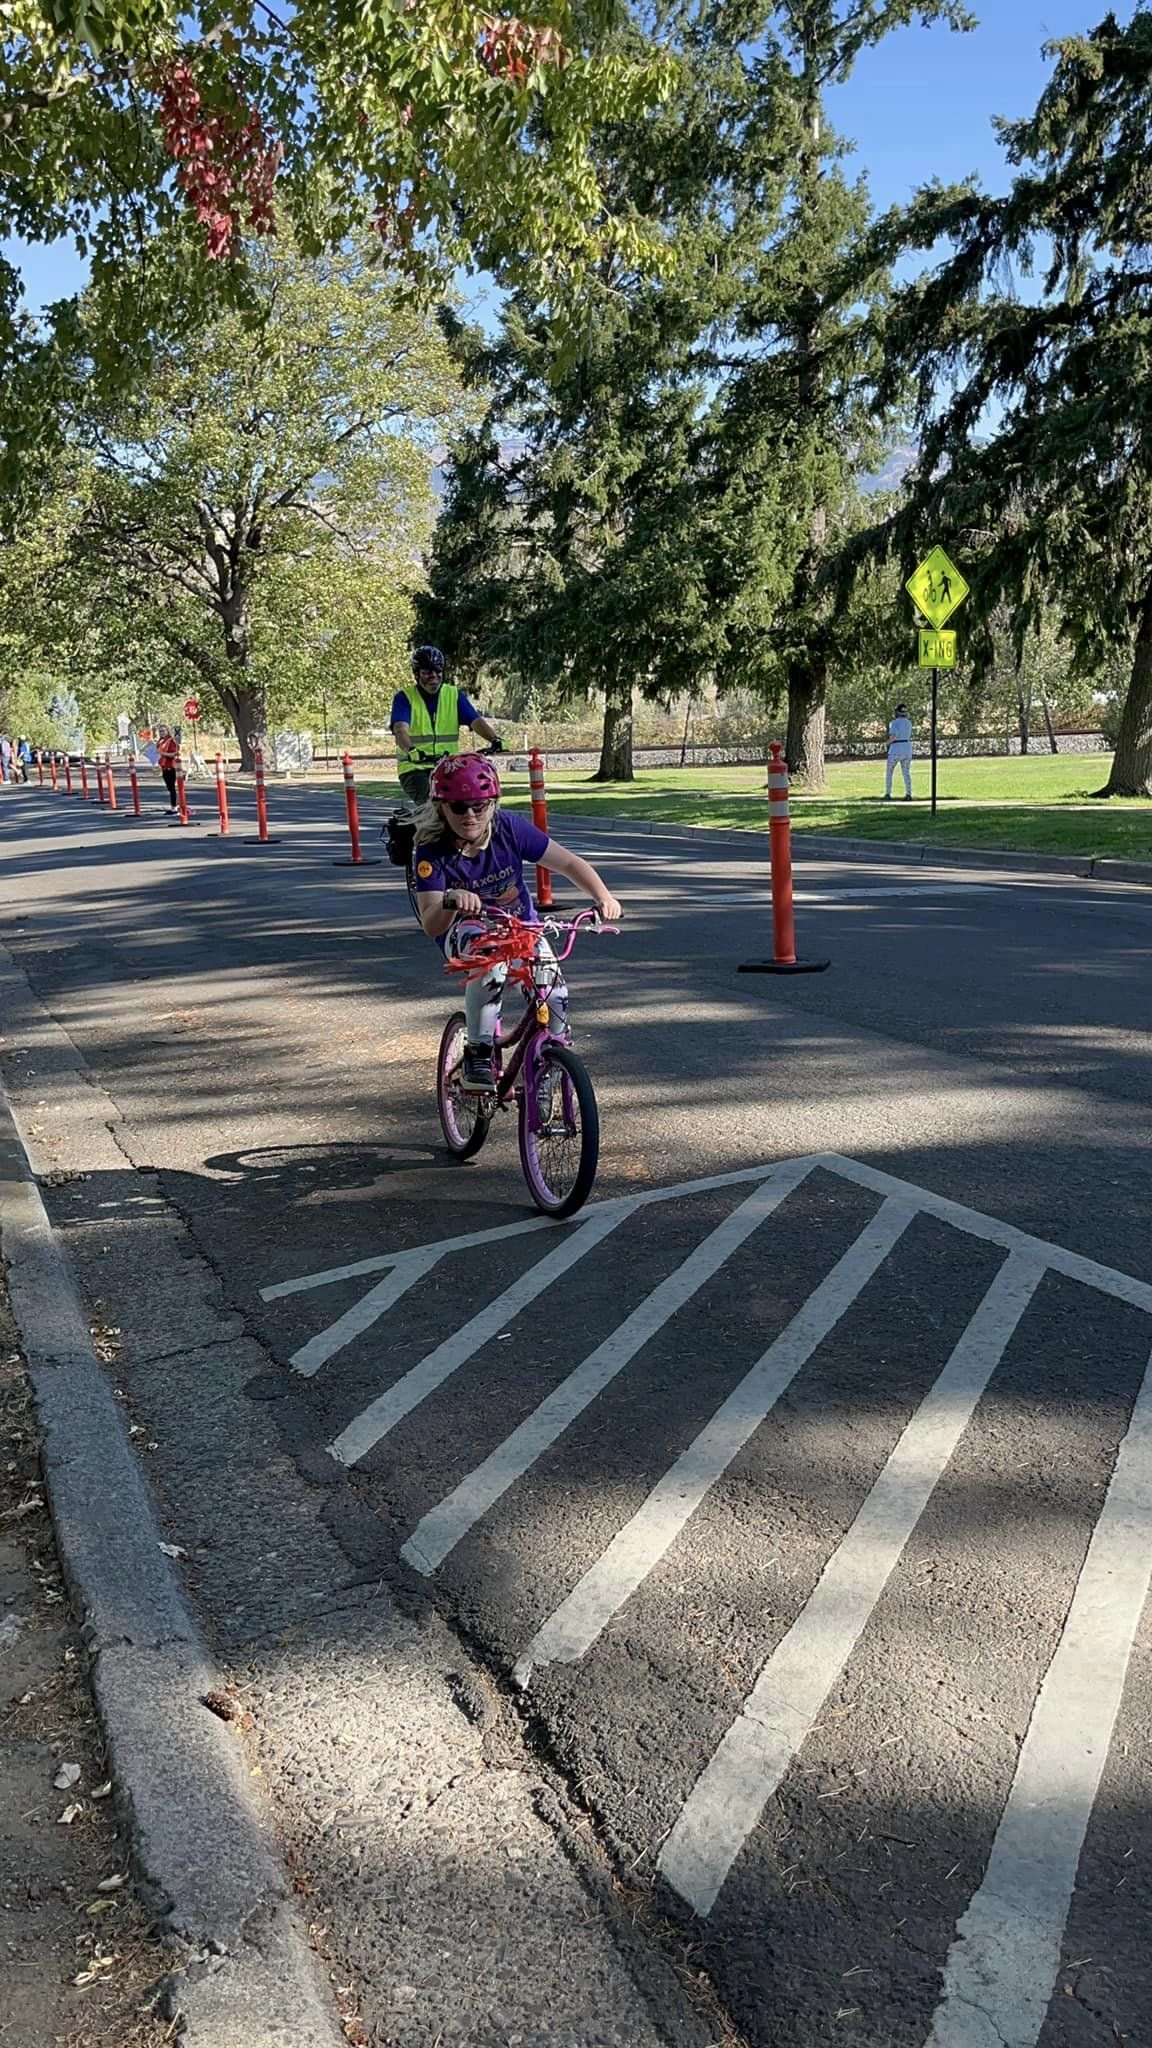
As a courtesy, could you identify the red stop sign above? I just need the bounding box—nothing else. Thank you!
[183,698,201,721]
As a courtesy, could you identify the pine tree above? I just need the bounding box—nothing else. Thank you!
[880,8,1152,796]
[708,2,972,789]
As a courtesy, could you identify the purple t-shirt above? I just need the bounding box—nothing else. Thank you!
[415,811,549,947]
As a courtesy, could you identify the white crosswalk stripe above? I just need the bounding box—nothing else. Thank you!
[657,1250,1045,1916]
[267,1153,1152,2048]
[512,1195,917,1686]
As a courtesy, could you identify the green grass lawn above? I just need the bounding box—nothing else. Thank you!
[365,752,1152,862]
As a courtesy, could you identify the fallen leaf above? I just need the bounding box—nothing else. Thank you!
[54,1763,81,1790]
[158,1542,187,1560]
[58,1801,84,1824]
[91,1781,114,1801]
[96,1872,126,1891]
[4,1494,44,1520]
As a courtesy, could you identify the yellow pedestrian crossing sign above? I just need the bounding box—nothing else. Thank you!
[906,547,968,630]
[919,630,956,669]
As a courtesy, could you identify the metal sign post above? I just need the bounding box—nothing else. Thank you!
[930,666,939,818]
[906,551,967,821]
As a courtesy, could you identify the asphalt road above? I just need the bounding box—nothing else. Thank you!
[2,775,1150,2048]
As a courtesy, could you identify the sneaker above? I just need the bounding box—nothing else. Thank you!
[460,1044,496,1093]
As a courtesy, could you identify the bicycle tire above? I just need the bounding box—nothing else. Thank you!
[437,1012,492,1159]
[518,1041,599,1217]
[406,855,422,923]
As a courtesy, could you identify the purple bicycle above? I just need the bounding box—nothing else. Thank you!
[435,909,614,1217]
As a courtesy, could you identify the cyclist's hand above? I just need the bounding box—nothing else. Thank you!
[446,888,484,917]
[595,894,623,923]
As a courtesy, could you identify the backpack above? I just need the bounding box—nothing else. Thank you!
[383,811,417,868]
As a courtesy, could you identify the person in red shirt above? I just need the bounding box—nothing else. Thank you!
[156,726,180,813]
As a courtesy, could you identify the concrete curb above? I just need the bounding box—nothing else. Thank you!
[561,812,1152,886]
[0,1087,344,2048]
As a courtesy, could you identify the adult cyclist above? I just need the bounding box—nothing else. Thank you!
[390,646,503,804]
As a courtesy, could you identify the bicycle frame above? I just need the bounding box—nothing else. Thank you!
[445,910,605,1130]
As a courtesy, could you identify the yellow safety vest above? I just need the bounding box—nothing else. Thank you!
[404,685,461,766]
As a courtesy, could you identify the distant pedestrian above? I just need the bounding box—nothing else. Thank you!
[14,736,32,783]
[0,734,11,784]
[156,724,180,812]
[884,703,914,800]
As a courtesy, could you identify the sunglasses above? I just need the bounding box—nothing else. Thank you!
[445,799,493,816]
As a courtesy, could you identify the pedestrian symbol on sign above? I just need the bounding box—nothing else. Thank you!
[905,547,968,630]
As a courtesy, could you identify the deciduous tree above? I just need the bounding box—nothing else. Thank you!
[18,237,471,764]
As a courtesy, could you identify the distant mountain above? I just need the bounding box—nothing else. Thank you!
[861,442,918,495]
[432,439,918,507]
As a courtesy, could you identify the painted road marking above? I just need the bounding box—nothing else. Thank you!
[657,1251,1045,1916]
[289,1252,428,1377]
[260,1153,1152,2044]
[925,1337,1152,2048]
[511,1196,917,1686]
[328,1206,625,1467]
[262,1153,1152,1318]
[259,1161,811,1302]
[399,1159,816,1572]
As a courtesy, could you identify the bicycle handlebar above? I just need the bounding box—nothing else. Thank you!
[444,905,618,978]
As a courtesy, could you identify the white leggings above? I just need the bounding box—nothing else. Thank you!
[885,743,913,796]
[446,921,568,1045]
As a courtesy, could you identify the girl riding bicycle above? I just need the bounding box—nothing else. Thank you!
[414,753,622,1091]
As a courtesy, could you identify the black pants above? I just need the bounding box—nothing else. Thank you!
[162,766,178,806]
[399,768,433,805]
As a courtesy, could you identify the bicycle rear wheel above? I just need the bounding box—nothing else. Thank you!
[518,1041,599,1217]
[437,1013,493,1159]
[406,855,422,922]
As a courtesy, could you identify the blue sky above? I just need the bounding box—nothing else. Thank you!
[826,3,1114,210]
[2,3,1124,316]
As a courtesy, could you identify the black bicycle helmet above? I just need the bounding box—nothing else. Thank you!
[411,645,446,677]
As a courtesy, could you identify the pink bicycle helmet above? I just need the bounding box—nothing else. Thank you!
[430,752,501,805]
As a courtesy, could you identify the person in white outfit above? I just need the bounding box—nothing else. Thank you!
[884,703,914,799]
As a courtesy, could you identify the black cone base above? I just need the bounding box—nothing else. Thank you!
[738,958,831,975]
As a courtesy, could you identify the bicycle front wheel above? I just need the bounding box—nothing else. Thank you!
[518,1041,599,1217]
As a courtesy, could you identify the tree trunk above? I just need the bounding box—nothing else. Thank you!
[593,678,634,781]
[219,682,267,773]
[218,586,265,771]
[785,656,827,789]
[1017,685,1031,754]
[1101,590,1152,796]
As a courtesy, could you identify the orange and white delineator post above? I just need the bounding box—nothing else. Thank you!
[64,757,73,793]
[128,762,142,815]
[81,758,90,800]
[333,751,381,866]
[105,756,118,810]
[215,753,230,835]
[739,743,830,977]
[528,748,553,910]
[240,743,281,846]
[175,763,191,826]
